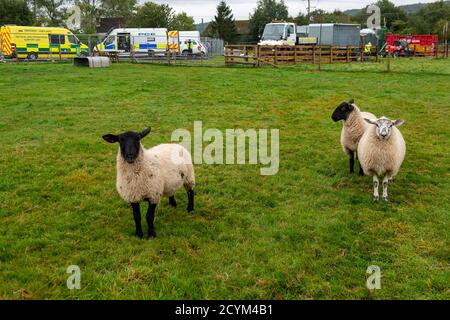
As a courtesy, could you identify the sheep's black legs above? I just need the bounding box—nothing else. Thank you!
[359,163,364,176]
[187,189,194,212]
[146,202,157,238]
[169,196,177,208]
[131,203,143,238]
[347,149,355,174]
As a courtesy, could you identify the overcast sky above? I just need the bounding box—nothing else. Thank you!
[144,0,440,23]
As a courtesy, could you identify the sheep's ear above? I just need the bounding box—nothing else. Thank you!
[344,103,354,112]
[348,98,355,104]
[140,127,151,139]
[364,118,377,126]
[102,134,119,143]
[393,119,404,127]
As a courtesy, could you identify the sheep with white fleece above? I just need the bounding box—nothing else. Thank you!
[332,99,378,175]
[103,128,195,239]
[357,117,406,202]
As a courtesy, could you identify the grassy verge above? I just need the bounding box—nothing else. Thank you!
[0,59,449,299]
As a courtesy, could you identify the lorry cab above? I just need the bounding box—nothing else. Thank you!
[260,22,297,45]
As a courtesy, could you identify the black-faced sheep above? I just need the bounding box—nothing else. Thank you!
[332,99,377,175]
[102,128,195,238]
[357,117,406,202]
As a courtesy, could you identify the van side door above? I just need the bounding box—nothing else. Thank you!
[49,34,64,55]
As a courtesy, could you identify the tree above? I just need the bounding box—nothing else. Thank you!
[249,0,289,38]
[408,1,450,39]
[76,0,102,33]
[36,0,67,26]
[294,12,308,26]
[306,9,353,24]
[129,2,173,28]
[101,0,136,21]
[208,1,238,42]
[170,12,195,31]
[0,0,34,25]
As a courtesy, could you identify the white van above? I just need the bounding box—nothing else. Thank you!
[95,28,168,54]
[179,31,208,55]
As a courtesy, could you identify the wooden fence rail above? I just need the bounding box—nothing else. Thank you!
[225,44,449,67]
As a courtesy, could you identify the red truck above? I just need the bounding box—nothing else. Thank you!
[384,34,438,57]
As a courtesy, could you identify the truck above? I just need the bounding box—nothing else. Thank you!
[259,22,361,46]
[0,25,89,60]
[259,22,317,45]
[307,24,361,46]
[383,34,438,57]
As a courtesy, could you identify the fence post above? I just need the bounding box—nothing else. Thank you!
[313,45,316,64]
[274,46,277,65]
[347,45,350,64]
[294,45,297,64]
[387,47,391,72]
[88,36,92,57]
[59,36,62,61]
[244,45,248,63]
[319,46,322,71]
[330,46,333,64]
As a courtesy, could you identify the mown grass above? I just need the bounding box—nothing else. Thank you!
[0,58,449,299]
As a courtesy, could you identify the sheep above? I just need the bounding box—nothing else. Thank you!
[357,117,406,202]
[102,127,195,239]
[331,98,377,175]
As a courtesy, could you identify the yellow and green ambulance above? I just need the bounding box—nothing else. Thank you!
[0,25,89,60]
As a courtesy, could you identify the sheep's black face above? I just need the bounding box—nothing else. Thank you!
[102,128,151,164]
[332,100,355,122]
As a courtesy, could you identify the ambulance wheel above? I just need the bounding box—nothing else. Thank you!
[27,52,38,60]
[80,51,89,57]
[182,50,189,55]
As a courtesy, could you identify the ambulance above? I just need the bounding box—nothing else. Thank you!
[0,25,89,59]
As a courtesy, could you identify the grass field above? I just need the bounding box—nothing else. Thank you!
[0,59,449,299]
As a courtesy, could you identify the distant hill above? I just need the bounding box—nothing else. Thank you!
[344,1,450,16]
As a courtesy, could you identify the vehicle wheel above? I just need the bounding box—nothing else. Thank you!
[182,50,189,55]
[80,51,89,57]
[394,51,400,58]
[27,52,38,60]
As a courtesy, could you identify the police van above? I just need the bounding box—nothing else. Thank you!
[95,28,168,54]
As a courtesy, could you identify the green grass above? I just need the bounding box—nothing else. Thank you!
[0,59,449,300]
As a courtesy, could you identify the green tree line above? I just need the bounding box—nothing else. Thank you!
[0,0,196,33]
